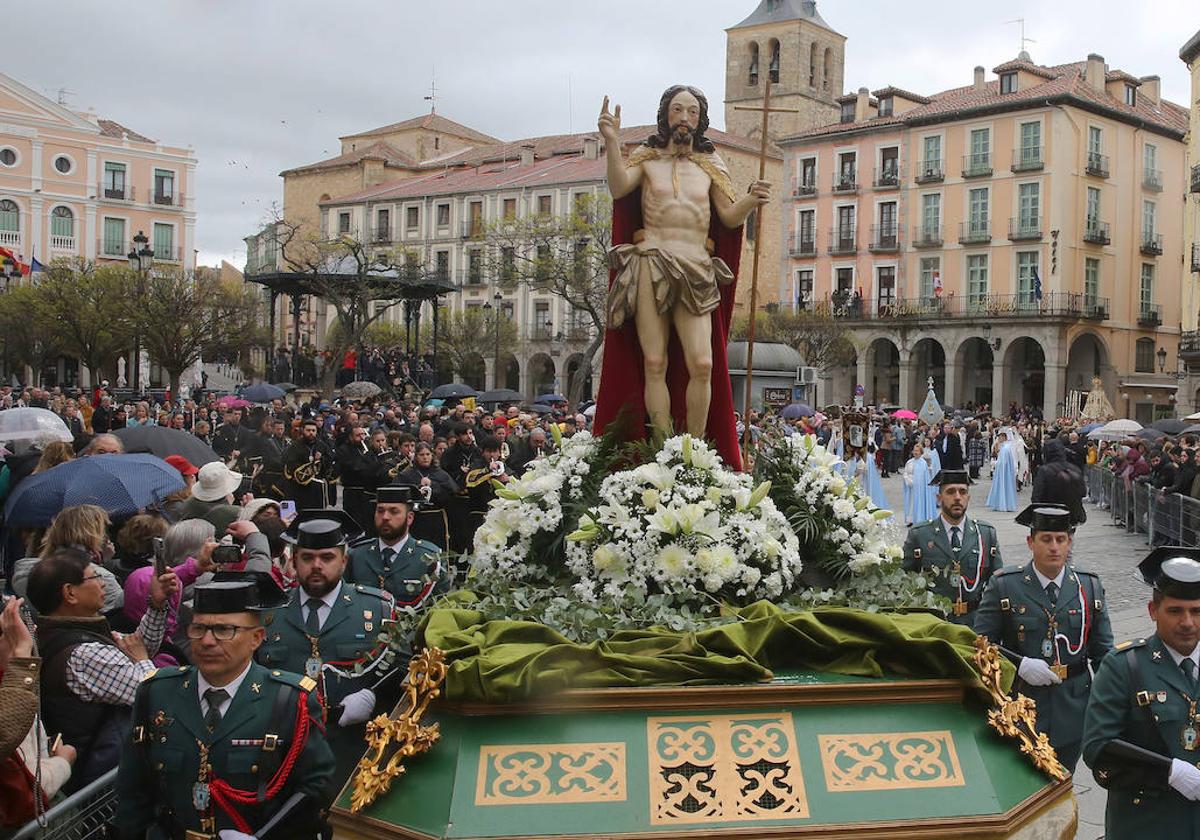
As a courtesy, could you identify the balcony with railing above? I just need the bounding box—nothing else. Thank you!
[911,224,942,249]
[0,230,20,248]
[460,267,486,287]
[868,224,899,253]
[1086,152,1110,178]
[915,159,943,183]
[958,220,991,245]
[1182,330,1200,363]
[460,220,484,240]
[99,183,134,202]
[791,176,817,198]
[1140,232,1164,256]
[873,165,899,189]
[49,233,76,252]
[1008,216,1043,241]
[827,226,856,255]
[368,227,393,244]
[1138,303,1162,327]
[961,153,992,178]
[1192,244,1200,273]
[1011,147,1043,172]
[1191,164,1200,194]
[1143,169,1163,192]
[1083,297,1109,320]
[529,323,555,341]
[1083,219,1111,245]
[823,291,1106,322]
[789,232,816,257]
[831,171,858,194]
[152,191,184,207]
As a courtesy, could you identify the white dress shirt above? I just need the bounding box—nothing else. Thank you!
[1032,564,1067,592]
[301,580,343,632]
[197,659,254,719]
[1164,641,1200,672]
[378,535,411,556]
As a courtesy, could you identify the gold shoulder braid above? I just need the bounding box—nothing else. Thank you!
[622,145,736,204]
[625,145,659,169]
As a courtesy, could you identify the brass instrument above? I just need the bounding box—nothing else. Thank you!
[284,459,318,486]
[376,446,406,478]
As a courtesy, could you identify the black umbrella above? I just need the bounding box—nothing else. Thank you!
[478,388,524,404]
[535,393,568,404]
[113,426,220,466]
[430,383,478,399]
[524,403,554,415]
[1136,428,1167,441]
[274,382,298,392]
[1184,425,1200,435]
[1150,418,1189,435]
[242,383,285,403]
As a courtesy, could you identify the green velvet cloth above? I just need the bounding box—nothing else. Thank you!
[417,597,1014,704]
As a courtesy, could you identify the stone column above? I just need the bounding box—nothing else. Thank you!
[1043,363,1067,418]
[991,361,1005,413]
[856,353,869,403]
[898,357,916,409]
[944,356,960,409]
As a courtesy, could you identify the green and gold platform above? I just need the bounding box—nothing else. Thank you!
[330,653,1075,839]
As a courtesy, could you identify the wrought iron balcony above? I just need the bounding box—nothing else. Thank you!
[827,226,857,255]
[792,177,817,198]
[1140,232,1164,256]
[1083,220,1111,245]
[1192,244,1200,273]
[153,191,183,207]
[911,225,943,248]
[831,172,858,194]
[1083,297,1110,320]
[789,233,816,257]
[1138,303,1162,327]
[1192,164,1200,194]
[99,183,134,202]
[1011,147,1043,172]
[1086,152,1110,178]
[961,153,992,178]
[958,220,991,245]
[822,291,1104,322]
[368,227,393,243]
[1143,169,1163,192]
[460,221,484,240]
[1182,331,1200,364]
[873,166,899,189]
[1008,216,1043,241]
[868,224,899,253]
[915,159,943,183]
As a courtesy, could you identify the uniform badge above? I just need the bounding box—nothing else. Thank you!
[1153,650,1164,661]
[363,610,373,620]
[1184,724,1199,751]
[364,622,373,632]
[1018,605,1027,615]
[927,541,935,550]
[1158,691,1169,703]
[193,782,210,811]
[305,657,322,678]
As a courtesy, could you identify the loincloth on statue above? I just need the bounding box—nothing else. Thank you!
[606,241,734,330]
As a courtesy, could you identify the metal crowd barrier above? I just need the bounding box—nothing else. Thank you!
[5,769,116,840]
[1084,466,1200,548]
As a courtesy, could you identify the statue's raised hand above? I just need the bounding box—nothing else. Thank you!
[598,96,621,142]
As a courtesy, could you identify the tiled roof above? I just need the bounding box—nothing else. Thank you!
[340,111,500,146]
[871,86,931,104]
[784,57,1188,143]
[281,141,418,177]
[729,0,836,33]
[96,118,153,144]
[991,59,1057,80]
[1105,69,1141,84]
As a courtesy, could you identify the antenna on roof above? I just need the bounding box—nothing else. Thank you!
[423,66,438,113]
[55,87,75,107]
[1005,18,1036,59]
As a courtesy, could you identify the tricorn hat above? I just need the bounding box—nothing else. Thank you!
[376,484,420,508]
[281,508,361,548]
[1015,503,1075,533]
[1138,546,1200,600]
[929,469,972,487]
[193,571,286,614]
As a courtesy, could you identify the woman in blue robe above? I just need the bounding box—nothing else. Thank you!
[986,429,1019,512]
[908,445,937,524]
[864,444,891,516]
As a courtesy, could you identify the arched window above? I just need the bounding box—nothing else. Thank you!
[51,206,74,238]
[823,48,833,92]
[769,39,781,84]
[748,42,760,86]
[0,200,18,232]
[809,43,818,87]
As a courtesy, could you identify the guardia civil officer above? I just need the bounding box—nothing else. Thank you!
[901,469,1003,627]
[116,573,335,840]
[975,504,1114,772]
[260,510,402,786]
[345,485,451,608]
[1083,547,1200,837]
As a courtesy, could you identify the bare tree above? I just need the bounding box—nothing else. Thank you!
[483,193,611,404]
[435,306,519,389]
[731,305,857,372]
[32,259,135,383]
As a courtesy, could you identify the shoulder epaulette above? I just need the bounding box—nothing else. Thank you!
[352,583,390,601]
[266,668,310,691]
[143,665,189,682]
[1114,638,1147,652]
[414,538,441,554]
[974,520,998,533]
[348,535,375,548]
[993,566,1023,577]
[1073,567,1101,578]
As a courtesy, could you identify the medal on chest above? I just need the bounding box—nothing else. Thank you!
[193,741,212,812]
[1179,692,1200,751]
[305,634,323,680]
[948,561,962,589]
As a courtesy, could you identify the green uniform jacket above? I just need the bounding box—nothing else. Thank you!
[901,515,1003,627]
[115,662,335,840]
[345,535,451,607]
[1083,635,1200,838]
[975,562,1114,753]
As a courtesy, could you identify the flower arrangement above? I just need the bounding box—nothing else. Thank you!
[564,434,800,606]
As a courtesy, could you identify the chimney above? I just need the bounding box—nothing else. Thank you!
[1086,54,1106,92]
[973,66,986,91]
[855,86,870,122]
[1139,75,1160,104]
[520,143,536,166]
[582,135,599,160]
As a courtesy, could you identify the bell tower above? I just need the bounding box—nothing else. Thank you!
[724,0,844,141]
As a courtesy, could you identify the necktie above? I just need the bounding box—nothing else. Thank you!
[305,598,323,635]
[203,688,229,731]
[1045,582,1059,604]
[1183,658,1198,692]
[950,526,961,550]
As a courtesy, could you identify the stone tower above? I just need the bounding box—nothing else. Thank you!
[724,0,844,142]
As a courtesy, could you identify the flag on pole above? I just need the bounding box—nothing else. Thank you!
[1033,268,1043,301]
[932,271,943,297]
[0,246,29,275]
[30,257,44,274]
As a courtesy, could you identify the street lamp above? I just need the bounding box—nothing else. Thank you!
[127,230,154,394]
[1,257,20,382]
[492,291,502,389]
[1157,345,1168,373]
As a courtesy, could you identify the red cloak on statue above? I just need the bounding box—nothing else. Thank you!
[592,182,744,470]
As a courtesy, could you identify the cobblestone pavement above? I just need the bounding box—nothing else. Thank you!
[880,470,1154,838]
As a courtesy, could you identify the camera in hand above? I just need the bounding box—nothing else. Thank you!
[152,536,167,577]
[212,545,242,567]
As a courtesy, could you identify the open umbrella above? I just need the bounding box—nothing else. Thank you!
[1184,425,1200,435]
[535,393,568,404]
[1151,418,1189,435]
[0,407,72,444]
[216,396,250,409]
[1088,418,1144,441]
[524,404,554,415]
[1079,422,1105,434]
[113,425,219,466]
[781,403,814,420]
[4,454,185,528]
[430,383,478,400]
[890,409,918,420]
[1136,428,1167,441]
[341,380,383,400]
[273,382,298,392]
[242,383,285,403]
[477,388,524,404]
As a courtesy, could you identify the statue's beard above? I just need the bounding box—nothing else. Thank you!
[670,124,693,146]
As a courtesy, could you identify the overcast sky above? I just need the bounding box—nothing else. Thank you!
[10,1,1197,268]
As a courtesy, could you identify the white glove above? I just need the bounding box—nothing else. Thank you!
[1170,758,1200,800]
[337,688,377,727]
[218,831,256,840]
[1017,657,1062,686]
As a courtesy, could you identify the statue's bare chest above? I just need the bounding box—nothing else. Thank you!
[642,156,711,205]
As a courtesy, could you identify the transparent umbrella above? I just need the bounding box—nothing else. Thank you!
[0,407,73,443]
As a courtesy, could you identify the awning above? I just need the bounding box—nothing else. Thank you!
[1118,382,1179,390]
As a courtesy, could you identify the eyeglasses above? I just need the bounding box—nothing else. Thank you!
[76,573,104,584]
[185,623,258,641]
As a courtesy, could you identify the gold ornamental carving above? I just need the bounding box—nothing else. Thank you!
[648,713,809,825]
[475,743,627,805]
[349,647,447,813]
[972,637,1070,781]
[818,731,965,792]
